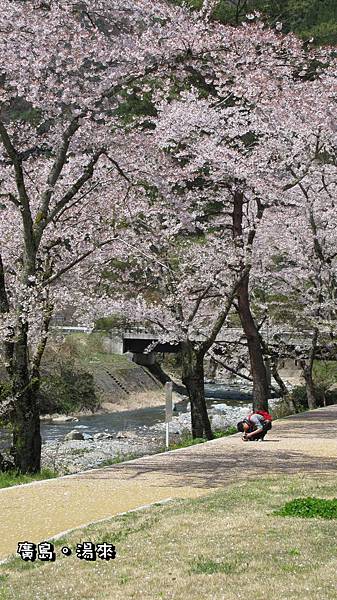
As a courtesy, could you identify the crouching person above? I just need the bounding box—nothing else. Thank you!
[237,410,272,441]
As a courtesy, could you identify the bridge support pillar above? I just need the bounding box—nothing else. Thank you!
[103,331,124,354]
[132,352,157,366]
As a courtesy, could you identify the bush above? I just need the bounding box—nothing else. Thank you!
[290,385,310,410]
[290,383,337,411]
[275,497,337,519]
[94,314,142,332]
[271,399,295,419]
[39,360,99,415]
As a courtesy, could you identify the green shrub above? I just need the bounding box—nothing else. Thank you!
[169,433,205,450]
[290,382,337,411]
[275,497,337,519]
[39,360,99,415]
[313,360,337,389]
[169,426,236,450]
[271,399,295,419]
[94,314,138,332]
[290,385,310,410]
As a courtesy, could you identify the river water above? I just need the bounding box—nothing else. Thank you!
[40,384,253,443]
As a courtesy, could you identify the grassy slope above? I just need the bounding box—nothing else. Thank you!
[1,473,337,599]
[59,333,138,370]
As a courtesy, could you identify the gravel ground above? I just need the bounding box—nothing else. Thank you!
[40,403,253,474]
[41,433,167,474]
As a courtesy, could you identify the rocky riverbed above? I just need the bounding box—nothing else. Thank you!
[41,400,261,474]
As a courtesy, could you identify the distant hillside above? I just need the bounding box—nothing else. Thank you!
[170,0,337,45]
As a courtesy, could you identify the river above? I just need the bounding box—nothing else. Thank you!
[40,384,254,443]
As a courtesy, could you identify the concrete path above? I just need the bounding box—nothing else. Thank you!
[1,405,337,561]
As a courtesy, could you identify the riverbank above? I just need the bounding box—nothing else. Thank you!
[40,400,251,474]
[40,389,170,421]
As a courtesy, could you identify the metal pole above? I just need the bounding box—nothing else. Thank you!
[165,422,169,450]
[165,381,173,450]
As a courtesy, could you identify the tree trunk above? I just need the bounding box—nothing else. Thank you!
[181,341,213,440]
[237,273,269,411]
[301,365,317,410]
[299,329,318,410]
[10,324,41,473]
[270,357,297,413]
[232,191,269,411]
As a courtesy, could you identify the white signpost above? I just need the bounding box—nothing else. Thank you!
[165,381,173,450]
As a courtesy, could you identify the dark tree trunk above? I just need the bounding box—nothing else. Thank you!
[11,325,41,473]
[235,274,269,415]
[237,273,269,411]
[181,341,213,440]
[233,191,269,411]
[270,358,288,398]
[270,357,297,413]
[302,366,317,410]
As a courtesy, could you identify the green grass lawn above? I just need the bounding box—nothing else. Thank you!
[1,473,337,599]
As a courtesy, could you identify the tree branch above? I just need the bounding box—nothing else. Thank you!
[34,115,83,242]
[199,265,250,356]
[43,237,116,286]
[0,121,36,268]
[46,149,105,225]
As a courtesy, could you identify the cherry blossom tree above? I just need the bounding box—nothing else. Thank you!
[144,26,336,413]
[91,16,337,430]
[0,0,220,471]
[1,0,336,469]
[250,61,337,408]
[255,170,337,409]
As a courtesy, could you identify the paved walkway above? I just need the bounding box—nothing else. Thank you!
[1,405,337,561]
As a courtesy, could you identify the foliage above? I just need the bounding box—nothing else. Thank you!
[275,497,337,519]
[94,314,139,332]
[312,360,337,388]
[0,380,11,403]
[290,385,312,410]
[171,0,337,45]
[100,452,139,466]
[39,360,98,415]
[214,425,238,437]
[289,361,337,409]
[170,433,206,449]
[271,399,296,419]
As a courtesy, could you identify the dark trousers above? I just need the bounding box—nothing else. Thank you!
[250,421,272,440]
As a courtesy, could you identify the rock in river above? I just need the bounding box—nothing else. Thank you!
[93,432,114,440]
[64,430,84,441]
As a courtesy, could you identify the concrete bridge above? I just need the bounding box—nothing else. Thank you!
[104,327,336,361]
[50,323,336,363]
